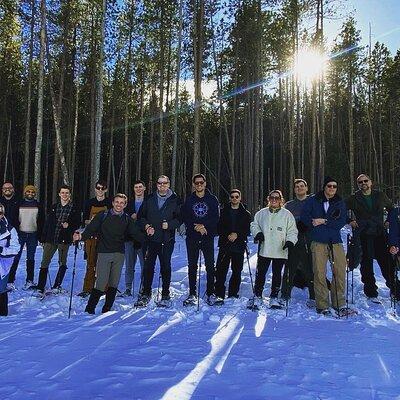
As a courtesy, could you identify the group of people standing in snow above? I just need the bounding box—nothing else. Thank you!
[1,172,400,318]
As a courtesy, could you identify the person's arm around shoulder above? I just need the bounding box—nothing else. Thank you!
[78,211,104,242]
[300,196,314,228]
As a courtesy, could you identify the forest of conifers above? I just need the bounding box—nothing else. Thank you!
[0,0,399,212]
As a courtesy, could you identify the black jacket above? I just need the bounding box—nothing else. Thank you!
[41,202,81,244]
[138,191,182,243]
[217,203,251,253]
[0,195,20,230]
[81,210,144,254]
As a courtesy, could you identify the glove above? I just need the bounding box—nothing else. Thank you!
[254,232,264,243]
[283,241,294,250]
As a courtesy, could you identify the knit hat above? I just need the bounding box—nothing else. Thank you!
[24,185,37,194]
[323,176,338,189]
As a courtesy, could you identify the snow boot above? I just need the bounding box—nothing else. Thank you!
[22,280,36,291]
[102,287,118,313]
[269,297,283,309]
[183,294,197,307]
[53,265,67,290]
[85,288,103,314]
[0,292,8,316]
[206,294,224,306]
[134,294,150,308]
[157,294,172,308]
[317,308,332,317]
[32,268,48,293]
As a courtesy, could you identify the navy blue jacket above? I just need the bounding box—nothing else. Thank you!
[182,189,219,240]
[388,208,400,247]
[300,191,347,244]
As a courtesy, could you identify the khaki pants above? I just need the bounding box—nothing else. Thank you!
[82,238,98,292]
[94,252,125,292]
[41,243,70,269]
[311,242,346,311]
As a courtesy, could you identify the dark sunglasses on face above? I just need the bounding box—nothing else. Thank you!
[230,195,240,199]
[157,181,169,185]
[326,184,337,189]
[357,179,369,184]
[194,181,205,186]
[96,186,106,190]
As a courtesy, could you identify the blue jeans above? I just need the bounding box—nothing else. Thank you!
[124,241,144,292]
[8,232,38,283]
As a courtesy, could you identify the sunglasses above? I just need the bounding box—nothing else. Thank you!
[194,181,205,186]
[230,195,240,199]
[269,196,281,200]
[157,181,169,185]
[326,184,337,188]
[95,186,106,190]
[357,179,369,184]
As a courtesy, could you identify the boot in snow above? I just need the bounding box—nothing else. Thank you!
[102,287,118,313]
[85,288,103,314]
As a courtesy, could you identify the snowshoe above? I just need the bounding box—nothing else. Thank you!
[22,281,36,291]
[134,294,150,308]
[206,294,224,306]
[6,283,16,292]
[33,289,46,300]
[367,297,382,305]
[336,307,358,317]
[77,291,90,298]
[156,296,172,308]
[51,286,67,295]
[118,288,132,298]
[317,308,332,317]
[247,296,263,311]
[269,297,284,309]
[183,294,197,307]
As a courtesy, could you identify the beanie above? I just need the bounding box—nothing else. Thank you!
[24,185,37,194]
[323,176,338,189]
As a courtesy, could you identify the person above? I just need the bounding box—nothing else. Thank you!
[301,177,349,316]
[346,174,400,303]
[214,189,251,302]
[281,179,315,307]
[250,190,298,309]
[7,185,44,290]
[120,180,146,297]
[0,203,20,316]
[134,176,181,308]
[74,193,143,314]
[181,174,220,306]
[33,185,81,297]
[388,206,400,299]
[77,180,111,298]
[1,182,21,291]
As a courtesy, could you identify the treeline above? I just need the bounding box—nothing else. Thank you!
[0,0,399,212]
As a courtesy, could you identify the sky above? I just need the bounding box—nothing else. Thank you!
[324,0,400,54]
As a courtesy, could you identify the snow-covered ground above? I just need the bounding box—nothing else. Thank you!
[1,231,400,400]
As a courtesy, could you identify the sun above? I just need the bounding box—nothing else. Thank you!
[293,48,328,82]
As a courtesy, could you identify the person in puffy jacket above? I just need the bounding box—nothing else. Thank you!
[250,190,298,308]
[301,177,347,316]
[0,203,20,316]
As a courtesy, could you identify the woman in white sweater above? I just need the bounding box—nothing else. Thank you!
[250,190,298,308]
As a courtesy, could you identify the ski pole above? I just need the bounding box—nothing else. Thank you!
[284,262,290,317]
[245,246,255,295]
[249,241,261,311]
[68,242,79,319]
[328,242,340,318]
[197,240,203,312]
[346,234,350,312]
[157,221,167,303]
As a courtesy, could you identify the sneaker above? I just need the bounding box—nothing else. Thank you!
[77,291,90,298]
[6,283,16,292]
[183,294,197,307]
[269,297,283,309]
[306,299,316,309]
[134,294,150,308]
[22,281,36,291]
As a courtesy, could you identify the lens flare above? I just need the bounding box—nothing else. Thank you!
[293,48,328,82]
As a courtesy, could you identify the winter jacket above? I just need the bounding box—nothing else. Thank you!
[182,189,220,240]
[388,208,400,247]
[217,203,251,253]
[345,189,392,237]
[250,207,298,259]
[82,197,111,223]
[41,202,81,245]
[0,217,19,294]
[17,199,45,237]
[0,195,20,230]
[300,191,347,244]
[81,210,144,254]
[138,190,182,243]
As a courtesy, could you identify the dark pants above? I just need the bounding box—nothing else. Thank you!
[186,237,215,296]
[281,239,315,300]
[214,248,244,298]
[141,240,174,297]
[254,256,286,298]
[360,234,400,298]
[8,232,38,283]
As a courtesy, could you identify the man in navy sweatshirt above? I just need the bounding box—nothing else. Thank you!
[181,174,220,306]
